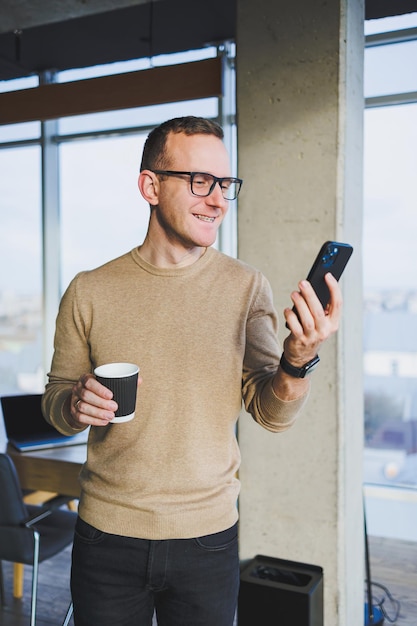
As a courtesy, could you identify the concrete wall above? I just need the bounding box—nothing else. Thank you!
[236,1,364,624]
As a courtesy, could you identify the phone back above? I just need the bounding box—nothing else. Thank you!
[307,241,353,308]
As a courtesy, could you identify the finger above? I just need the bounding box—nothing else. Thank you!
[284,298,304,336]
[72,376,118,425]
[299,280,329,320]
[73,397,116,426]
[80,373,114,399]
[323,273,343,324]
[290,286,321,334]
[76,374,117,406]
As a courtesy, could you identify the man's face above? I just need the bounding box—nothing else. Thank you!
[149,132,231,250]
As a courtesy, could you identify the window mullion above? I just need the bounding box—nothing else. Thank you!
[40,72,61,379]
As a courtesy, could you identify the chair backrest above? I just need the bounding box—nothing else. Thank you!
[0,453,29,526]
[0,452,37,564]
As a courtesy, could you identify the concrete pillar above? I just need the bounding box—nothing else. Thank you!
[236,1,364,624]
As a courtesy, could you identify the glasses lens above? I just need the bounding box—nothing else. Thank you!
[191,173,213,197]
[191,173,241,200]
[221,179,240,200]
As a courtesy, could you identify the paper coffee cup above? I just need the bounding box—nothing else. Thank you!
[94,362,139,423]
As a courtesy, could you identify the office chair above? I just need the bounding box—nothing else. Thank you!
[62,600,74,626]
[0,453,77,626]
[13,490,77,599]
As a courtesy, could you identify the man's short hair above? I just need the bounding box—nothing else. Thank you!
[140,116,224,171]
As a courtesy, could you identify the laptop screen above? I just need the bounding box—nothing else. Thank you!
[1,393,89,451]
[1,394,59,439]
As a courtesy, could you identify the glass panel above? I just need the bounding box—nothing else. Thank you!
[363,102,417,540]
[151,46,217,67]
[58,47,217,82]
[0,75,38,93]
[59,133,150,291]
[363,104,417,291]
[58,98,218,135]
[0,121,41,143]
[365,40,417,98]
[365,12,417,35]
[58,57,151,82]
[0,146,43,398]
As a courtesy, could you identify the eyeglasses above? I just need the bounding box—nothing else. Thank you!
[151,170,243,201]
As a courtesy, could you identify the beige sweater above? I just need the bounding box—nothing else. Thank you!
[42,246,307,540]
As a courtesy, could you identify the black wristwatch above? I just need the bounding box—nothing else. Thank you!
[279,353,320,378]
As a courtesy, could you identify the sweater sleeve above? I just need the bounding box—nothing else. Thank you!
[241,272,309,432]
[42,273,92,436]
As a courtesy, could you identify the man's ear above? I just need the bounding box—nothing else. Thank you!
[138,170,159,206]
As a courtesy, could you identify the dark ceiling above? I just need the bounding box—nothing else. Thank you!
[0,0,236,81]
[0,0,416,82]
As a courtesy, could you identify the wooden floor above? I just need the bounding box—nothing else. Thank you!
[366,536,417,626]
[0,545,73,626]
[0,536,416,625]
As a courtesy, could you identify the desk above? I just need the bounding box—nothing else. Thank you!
[6,443,86,499]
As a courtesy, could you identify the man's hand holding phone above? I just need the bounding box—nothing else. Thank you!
[274,241,352,389]
[285,272,342,338]
[285,241,352,333]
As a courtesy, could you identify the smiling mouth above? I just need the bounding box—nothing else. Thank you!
[194,214,215,223]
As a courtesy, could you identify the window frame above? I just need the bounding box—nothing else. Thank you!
[0,42,237,387]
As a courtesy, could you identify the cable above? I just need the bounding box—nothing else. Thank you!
[365,579,401,623]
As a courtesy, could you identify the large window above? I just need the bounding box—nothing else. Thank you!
[0,146,42,394]
[363,13,417,541]
[0,45,237,421]
[60,134,149,290]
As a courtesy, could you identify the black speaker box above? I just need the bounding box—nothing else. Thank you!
[238,554,323,626]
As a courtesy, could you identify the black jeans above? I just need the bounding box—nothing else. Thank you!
[71,517,239,626]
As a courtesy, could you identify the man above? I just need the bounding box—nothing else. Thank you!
[42,116,342,626]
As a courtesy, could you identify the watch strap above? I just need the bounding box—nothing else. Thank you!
[279,353,320,378]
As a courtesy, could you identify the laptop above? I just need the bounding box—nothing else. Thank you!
[1,393,89,452]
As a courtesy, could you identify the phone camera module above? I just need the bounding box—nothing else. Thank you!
[322,245,339,268]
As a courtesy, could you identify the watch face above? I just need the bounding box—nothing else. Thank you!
[304,356,320,375]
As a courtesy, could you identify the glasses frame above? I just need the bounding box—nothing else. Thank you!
[151,170,243,201]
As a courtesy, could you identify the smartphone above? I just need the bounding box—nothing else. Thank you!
[289,241,353,323]
[305,240,353,308]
